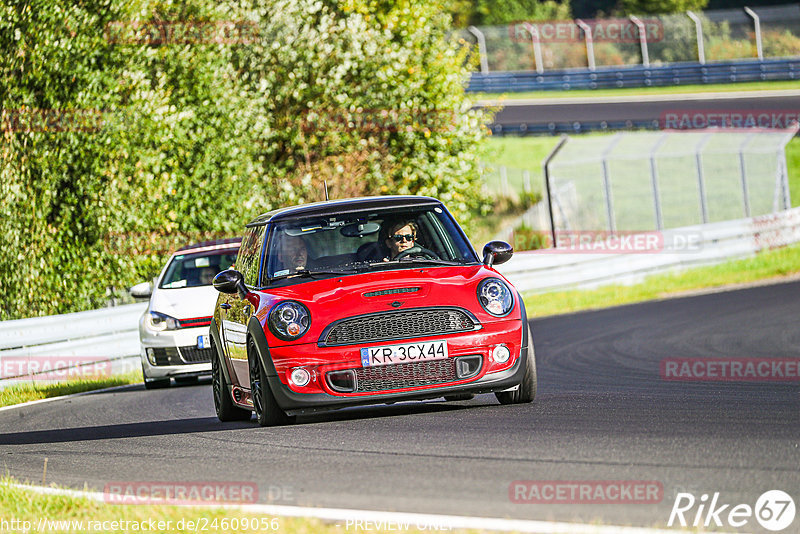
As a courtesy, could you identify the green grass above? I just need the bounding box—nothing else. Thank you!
[524,241,800,318]
[0,371,141,408]
[475,80,800,101]
[0,476,478,534]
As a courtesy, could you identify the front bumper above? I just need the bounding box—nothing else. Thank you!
[139,324,212,379]
[258,320,526,416]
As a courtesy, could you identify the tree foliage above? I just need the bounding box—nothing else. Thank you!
[0,0,490,319]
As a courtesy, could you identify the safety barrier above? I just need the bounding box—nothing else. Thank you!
[467,58,800,93]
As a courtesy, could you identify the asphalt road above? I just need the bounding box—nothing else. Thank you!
[483,90,800,132]
[2,280,799,529]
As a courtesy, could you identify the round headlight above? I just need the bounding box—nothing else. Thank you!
[477,278,514,317]
[268,301,311,341]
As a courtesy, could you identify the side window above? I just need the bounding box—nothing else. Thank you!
[236,225,266,287]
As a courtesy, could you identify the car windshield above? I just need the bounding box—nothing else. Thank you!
[160,250,237,289]
[263,205,479,283]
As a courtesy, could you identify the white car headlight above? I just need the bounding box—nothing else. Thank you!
[477,278,514,317]
[268,301,311,341]
[145,311,180,331]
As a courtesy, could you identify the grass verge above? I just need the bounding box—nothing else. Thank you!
[523,241,800,318]
[0,370,141,408]
[0,476,475,534]
[475,80,800,101]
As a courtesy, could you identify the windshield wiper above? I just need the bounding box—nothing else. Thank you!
[371,258,469,267]
[268,268,356,283]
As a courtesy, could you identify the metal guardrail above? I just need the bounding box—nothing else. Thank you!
[467,58,800,93]
[497,207,800,293]
[0,303,146,385]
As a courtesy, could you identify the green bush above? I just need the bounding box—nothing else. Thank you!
[0,0,490,320]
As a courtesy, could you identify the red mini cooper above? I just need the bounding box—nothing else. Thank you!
[210,196,536,425]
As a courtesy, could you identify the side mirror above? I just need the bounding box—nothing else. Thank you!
[482,241,513,267]
[213,269,248,299]
[129,281,152,299]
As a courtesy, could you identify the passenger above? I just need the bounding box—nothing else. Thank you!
[198,266,216,285]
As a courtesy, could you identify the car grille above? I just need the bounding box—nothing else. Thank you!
[353,358,457,393]
[322,308,478,346]
[150,346,213,365]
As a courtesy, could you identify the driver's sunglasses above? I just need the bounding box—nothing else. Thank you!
[391,234,415,243]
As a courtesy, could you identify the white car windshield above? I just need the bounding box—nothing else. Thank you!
[160,251,237,289]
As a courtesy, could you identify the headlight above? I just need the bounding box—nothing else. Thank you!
[145,311,180,331]
[268,301,311,341]
[477,278,514,317]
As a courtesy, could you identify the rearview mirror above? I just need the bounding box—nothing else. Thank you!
[129,281,152,299]
[482,241,513,267]
[213,269,248,299]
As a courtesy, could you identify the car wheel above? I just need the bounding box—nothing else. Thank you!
[496,324,537,405]
[211,338,251,422]
[248,340,294,427]
[142,363,170,389]
[444,394,475,401]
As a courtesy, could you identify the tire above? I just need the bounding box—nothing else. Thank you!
[211,337,251,422]
[444,394,475,401]
[248,340,294,427]
[496,324,537,405]
[142,364,170,389]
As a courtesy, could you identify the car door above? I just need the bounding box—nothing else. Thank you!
[222,224,266,389]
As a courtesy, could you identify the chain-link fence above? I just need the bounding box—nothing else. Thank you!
[459,4,800,72]
[542,129,796,233]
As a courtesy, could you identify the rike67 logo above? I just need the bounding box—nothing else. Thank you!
[669,490,796,531]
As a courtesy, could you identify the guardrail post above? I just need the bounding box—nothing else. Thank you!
[522,23,544,74]
[601,133,623,232]
[543,135,569,248]
[649,133,668,230]
[467,26,489,74]
[776,125,798,210]
[695,133,712,224]
[629,15,650,68]
[687,11,706,65]
[575,19,596,71]
[743,7,763,61]
[738,132,755,217]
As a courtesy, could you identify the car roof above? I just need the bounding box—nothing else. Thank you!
[245,196,443,227]
[175,237,242,254]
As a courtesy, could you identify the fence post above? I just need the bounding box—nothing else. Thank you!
[686,11,706,65]
[467,26,489,74]
[743,7,763,61]
[522,23,544,74]
[522,169,532,193]
[649,133,668,230]
[629,15,650,67]
[738,132,755,217]
[601,133,623,232]
[542,135,569,248]
[575,19,596,71]
[695,133,712,224]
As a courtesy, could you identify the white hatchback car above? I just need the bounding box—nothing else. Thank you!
[132,239,241,389]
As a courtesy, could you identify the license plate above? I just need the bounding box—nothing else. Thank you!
[197,335,210,349]
[360,340,448,367]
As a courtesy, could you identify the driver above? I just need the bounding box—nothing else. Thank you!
[277,235,309,272]
[384,220,419,260]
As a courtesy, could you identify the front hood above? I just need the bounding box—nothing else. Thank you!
[150,286,219,319]
[257,265,517,330]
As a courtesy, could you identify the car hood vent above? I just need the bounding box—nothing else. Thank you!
[363,287,420,298]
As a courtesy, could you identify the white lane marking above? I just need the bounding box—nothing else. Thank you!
[0,383,141,413]
[476,89,800,107]
[12,483,731,534]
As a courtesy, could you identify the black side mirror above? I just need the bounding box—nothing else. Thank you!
[482,241,513,267]
[213,269,248,299]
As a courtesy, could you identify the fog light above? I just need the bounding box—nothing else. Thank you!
[146,348,156,365]
[286,322,302,337]
[493,345,510,363]
[290,367,311,387]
